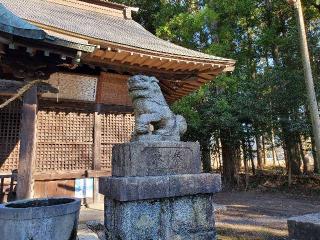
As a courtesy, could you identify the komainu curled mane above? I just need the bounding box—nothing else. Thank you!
[128,75,187,142]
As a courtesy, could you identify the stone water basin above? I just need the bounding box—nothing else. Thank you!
[0,197,80,240]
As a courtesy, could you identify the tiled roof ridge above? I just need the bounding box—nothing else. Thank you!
[78,0,128,10]
[0,0,234,63]
[48,0,126,18]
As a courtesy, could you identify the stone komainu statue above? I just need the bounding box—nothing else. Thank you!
[128,75,187,142]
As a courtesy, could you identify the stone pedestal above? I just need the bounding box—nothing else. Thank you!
[99,142,221,240]
[288,213,320,240]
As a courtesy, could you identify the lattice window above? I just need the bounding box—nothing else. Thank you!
[36,109,94,172]
[101,113,134,170]
[0,99,21,172]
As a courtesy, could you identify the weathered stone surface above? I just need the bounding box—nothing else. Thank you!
[99,173,221,202]
[288,213,320,240]
[100,140,221,240]
[0,198,80,240]
[112,141,201,177]
[128,75,187,142]
[105,194,216,240]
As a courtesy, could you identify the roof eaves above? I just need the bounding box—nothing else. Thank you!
[82,35,236,66]
[22,17,234,66]
[79,0,128,10]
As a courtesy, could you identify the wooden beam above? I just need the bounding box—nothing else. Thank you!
[17,86,38,200]
[203,66,226,75]
[34,170,111,181]
[134,55,149,65]
[39,99,134,113]
[91,49,105,58]
[93,104,102,204]
[182,80,203,87]
[0,79,23,95]
[159,82,176,96]
[141,56,158,67]
[153,58,169,68]
[0,79,58,96]
[198,78,210,83]
[185,62,200,71]
[199,73,215,80]
[181,85,196,91]
[175,89,191,95]
[87,59,199,81]
[110,50,129,62]
[223,65,236,72]
[160,82,187,98]
[102,50,117,60]
[172,62,191,71]
[120,52,138,64]
[93,104,102,171]
[158,59,174,69]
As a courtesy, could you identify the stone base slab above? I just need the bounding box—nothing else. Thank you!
[105,194,216,240]
[288,213,320,240]
[112,141,201,177]
[99,173,221,202]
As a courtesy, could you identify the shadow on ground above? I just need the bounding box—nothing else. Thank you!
[77,191,320,240]
[214,191,320,240]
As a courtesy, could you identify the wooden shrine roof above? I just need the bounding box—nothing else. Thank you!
[0,0,236,102]
[0,3,96,53]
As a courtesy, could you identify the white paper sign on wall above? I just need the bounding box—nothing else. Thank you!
[75,178,94,199]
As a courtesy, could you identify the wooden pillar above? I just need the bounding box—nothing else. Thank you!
[17,86,38,199]
[93,103,102,204]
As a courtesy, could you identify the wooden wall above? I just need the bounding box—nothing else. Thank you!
[0,98,21,173]
[97,72,132,106]
[34,103,134,199]
[0,72,135,201]
[36,108,95,172]
[42,73,98,102]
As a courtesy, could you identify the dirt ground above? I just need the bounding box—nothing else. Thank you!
[78,190,320,240]
[214,191,320,240]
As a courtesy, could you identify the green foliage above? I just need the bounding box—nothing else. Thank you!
[114,0,320,169]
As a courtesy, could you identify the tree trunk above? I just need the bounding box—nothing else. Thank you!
[262,136,267,166]
[283,130,302,175]
[299,136,309,173]
[221,129,236,188]
[235,142,242,173]
[271,129,277,167]
[201,144,212,173]
[311,135,319,173]
[281,116,302,175]
[256,135,263,170]
[242,139,249,189]
[247,137,256,175]
[294,0,320,175]
[217,138,222,174]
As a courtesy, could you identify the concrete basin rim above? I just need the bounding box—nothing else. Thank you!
[0,197,81,220]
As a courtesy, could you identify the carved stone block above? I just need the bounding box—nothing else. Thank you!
[112,141,201,177]
[100,141,221,240]
[99,173,221,202]
[104,194,216,240]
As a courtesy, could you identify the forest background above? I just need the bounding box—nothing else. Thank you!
[113,0,320,189]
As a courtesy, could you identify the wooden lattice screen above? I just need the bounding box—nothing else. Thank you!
[101,113,134,170]
[36,107,134,173]
[0,98,134,174]
[36,109,94,172]
[0,99,21,172]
